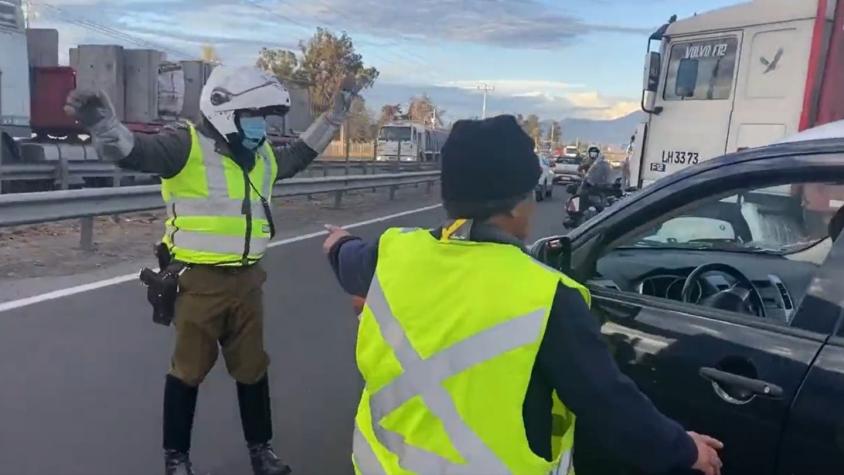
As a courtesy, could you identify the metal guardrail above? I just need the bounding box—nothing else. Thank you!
[0,171,440,250]
[0,160,438,191]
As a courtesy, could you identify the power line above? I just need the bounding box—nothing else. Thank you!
[32,2,194,59]
[241,0,431,71]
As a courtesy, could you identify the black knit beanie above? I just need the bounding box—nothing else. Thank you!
[441,115,541,202]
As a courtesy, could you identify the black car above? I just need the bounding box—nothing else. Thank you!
[532,128,844,474]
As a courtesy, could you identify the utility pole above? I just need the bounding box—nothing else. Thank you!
[476,83,495,119]
[23,0,32,27]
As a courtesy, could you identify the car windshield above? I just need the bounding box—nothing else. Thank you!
[619,185,839,255]
[378,127,412,141]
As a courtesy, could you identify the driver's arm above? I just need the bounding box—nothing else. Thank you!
[535,284,699,473]
[327,235,378,297]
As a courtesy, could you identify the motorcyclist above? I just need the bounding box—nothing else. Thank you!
[578,145,613,211]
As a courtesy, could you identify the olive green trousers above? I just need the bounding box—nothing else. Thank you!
[169,263,269,387]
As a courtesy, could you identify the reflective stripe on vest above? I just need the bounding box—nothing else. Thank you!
[160,124,277,265]
[168,231,270,257]
[353,228,582,475]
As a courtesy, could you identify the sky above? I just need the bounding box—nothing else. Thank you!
[29,0,747,123]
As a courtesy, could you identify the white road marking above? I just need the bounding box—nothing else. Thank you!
[0,203,442,313]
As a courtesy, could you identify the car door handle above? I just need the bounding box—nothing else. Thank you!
[699,367,784,401]
[594,297,641,320]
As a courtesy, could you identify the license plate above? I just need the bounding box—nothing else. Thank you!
[660,150,700,165]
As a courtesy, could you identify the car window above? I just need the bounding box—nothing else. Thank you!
[618,185,830,256]
[645,216,737,244]
[593,180,844,327]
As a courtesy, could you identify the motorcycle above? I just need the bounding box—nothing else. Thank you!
[563,179,623,230]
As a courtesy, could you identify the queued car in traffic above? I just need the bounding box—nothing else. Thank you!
[536,156,555,201]
[553,155,582,184]
[531,122,844,474]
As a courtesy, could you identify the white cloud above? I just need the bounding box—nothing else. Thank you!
[31,0,642,121]
[285,0,651,49]
[436,80,637,120]
[445,80,585,96]
[364,81,639,122]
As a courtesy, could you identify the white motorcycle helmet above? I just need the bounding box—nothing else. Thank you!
[199,66,291,142]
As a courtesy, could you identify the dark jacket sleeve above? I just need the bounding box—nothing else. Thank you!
[327,236,379,297]
[273,140,320,180]
[539,284,697,473]
[117,124,191,179]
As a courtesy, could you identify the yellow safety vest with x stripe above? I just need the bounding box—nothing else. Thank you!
[353,226,590,474]
[160,123,278,266]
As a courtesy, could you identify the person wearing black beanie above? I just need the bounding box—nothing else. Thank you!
[322,115,722,475]
[440,115,541,239]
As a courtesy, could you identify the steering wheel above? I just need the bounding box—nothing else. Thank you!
[680,263,767,318]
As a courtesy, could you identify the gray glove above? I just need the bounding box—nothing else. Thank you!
[65,89,116,131]
[326,75,363,125]
[64,89,135,161]
[303,76,363,152]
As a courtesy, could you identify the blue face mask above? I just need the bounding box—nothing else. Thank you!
[238,116,267,150]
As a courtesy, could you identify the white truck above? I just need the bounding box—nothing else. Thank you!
[630,0,844,194]
[0,0,30,139]
[376,121,449,162]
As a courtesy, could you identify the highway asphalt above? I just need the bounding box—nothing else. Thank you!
[0,190,568,475]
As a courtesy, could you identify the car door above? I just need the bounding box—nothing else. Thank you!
[568,160,844,474]
[775,239,844,475]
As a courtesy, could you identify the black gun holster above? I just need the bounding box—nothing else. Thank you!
[139,243,185,326]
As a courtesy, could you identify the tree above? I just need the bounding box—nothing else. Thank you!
[256,48,305,83]
[407,94,445,127]
[255,29,379,115]
[201,44,221,65]
[521,114,542,144]
[547,121,561,145]
[347,98,376,141]
[378,104,403,126]
[297,28,379,114]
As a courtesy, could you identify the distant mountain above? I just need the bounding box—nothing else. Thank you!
[548,111,646,146]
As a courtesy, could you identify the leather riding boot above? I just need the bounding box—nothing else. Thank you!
[163,375,198,475]
[248,442,292,475]
[237,375,291,475]
[165,449,196,475]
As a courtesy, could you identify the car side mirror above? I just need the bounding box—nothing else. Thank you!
[530,236,573,273]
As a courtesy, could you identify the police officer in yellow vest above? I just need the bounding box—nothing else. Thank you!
[65,66,360,475]
[323,116,725,475]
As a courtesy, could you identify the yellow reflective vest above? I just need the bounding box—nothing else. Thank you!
[353,227,590,474]
[160,123,278,266]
